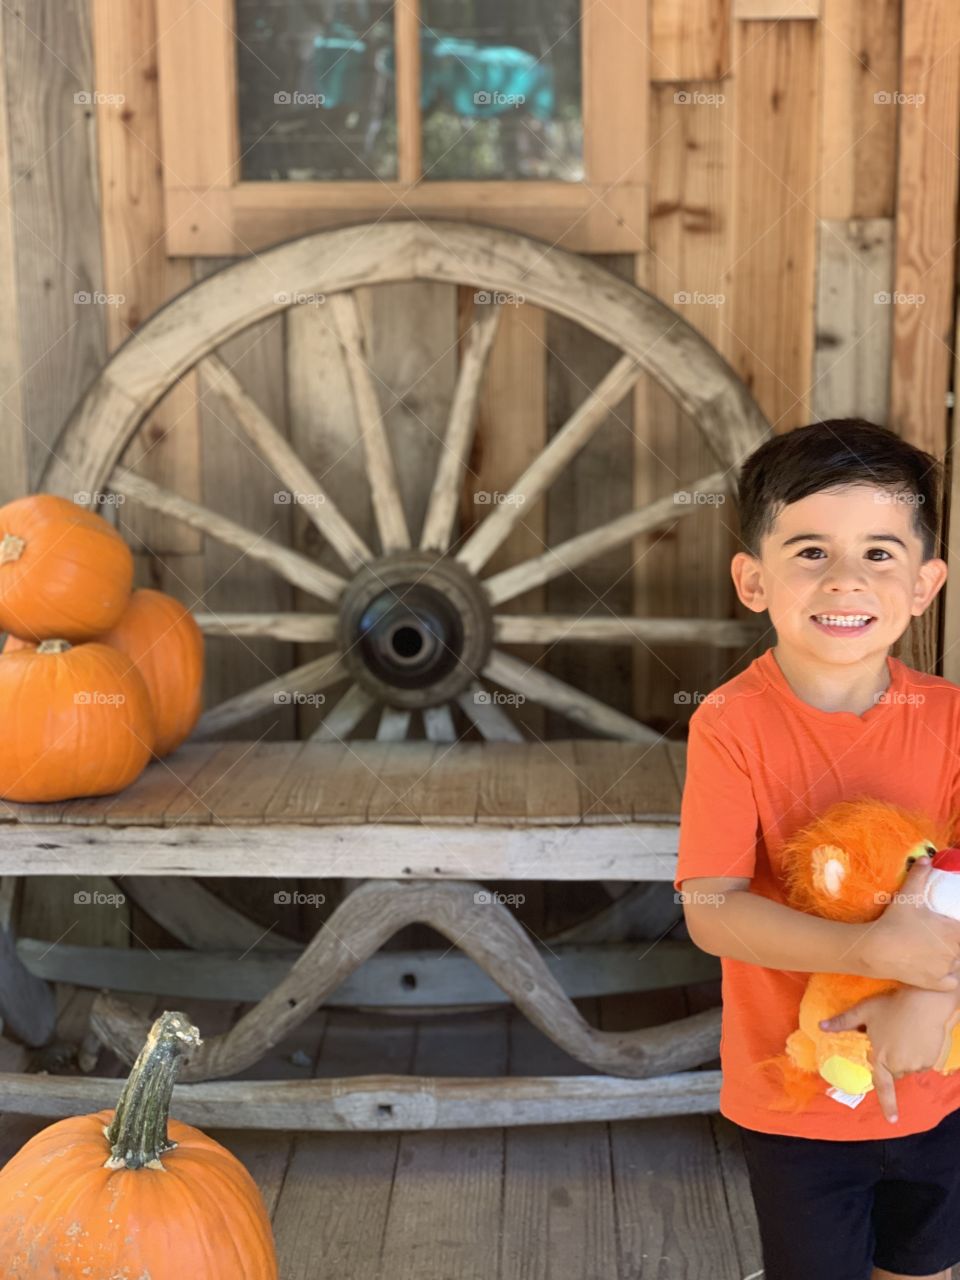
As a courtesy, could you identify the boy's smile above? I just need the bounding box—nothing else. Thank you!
[731,483,947,713]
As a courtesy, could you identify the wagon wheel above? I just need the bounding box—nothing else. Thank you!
[39,221,767,1024]
[43,220,768,750]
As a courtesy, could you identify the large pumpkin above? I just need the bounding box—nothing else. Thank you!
[99,589,205,756]
[0,1011,279,1279]
[0,494,133,640]
[0,640,155,802]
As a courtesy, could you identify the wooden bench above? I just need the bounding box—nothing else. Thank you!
[0,220,769,1128]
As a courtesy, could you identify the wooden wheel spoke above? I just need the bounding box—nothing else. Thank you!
[457,683,524,742]
[377,706,412,741]
[483,650,662,743]
[310,683,376,742]
[330,291,411,552]
[419,303,502,551]
[193,612,339,643]
[193,653,347,739]
[494,615,765,648]
[457,353,644,575]
[422,704,457,742]
[111,467,347,605]
[483,468,730,606]
[198,353,372,571]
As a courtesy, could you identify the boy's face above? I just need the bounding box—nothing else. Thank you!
[731,483,947,664]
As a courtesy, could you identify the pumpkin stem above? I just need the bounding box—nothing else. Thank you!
[0,533,25,565]
[104,1011,202,1171]
[36,639,71,654]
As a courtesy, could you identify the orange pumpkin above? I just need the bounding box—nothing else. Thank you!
[0,494,133,641]
[99,588,205,756]
[0,1011,279,1279]
[0,640,155,802]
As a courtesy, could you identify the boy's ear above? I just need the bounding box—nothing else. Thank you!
[730,551,767,613]
[811,843,848,897]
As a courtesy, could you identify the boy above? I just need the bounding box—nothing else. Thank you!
[677,419,960,1280]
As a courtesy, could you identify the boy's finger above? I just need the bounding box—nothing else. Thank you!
[819,1001,868,1031]
[872,1063,899,1124]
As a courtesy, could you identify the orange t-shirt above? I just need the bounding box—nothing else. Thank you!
[675,646,960,1139]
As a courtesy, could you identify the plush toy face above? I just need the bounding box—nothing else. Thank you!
[780,798,952,924]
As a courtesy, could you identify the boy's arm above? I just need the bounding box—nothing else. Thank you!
[680,860,960,990]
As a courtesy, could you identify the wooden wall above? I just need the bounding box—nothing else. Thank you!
[1,0,959,736]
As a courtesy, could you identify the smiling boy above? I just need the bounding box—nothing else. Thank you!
[676,419,960,1280]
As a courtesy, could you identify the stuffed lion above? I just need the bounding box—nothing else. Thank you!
[759,798,960,1109]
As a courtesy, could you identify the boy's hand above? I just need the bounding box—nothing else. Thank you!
[819,986,960,1124]
[854,859,960,990]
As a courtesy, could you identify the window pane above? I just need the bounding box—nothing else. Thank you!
[236,1,398,181]
[418,0,583,181]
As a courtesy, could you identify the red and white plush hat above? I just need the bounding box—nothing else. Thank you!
[925,848,960,919]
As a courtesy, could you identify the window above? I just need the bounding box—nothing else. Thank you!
[156,0,643,254]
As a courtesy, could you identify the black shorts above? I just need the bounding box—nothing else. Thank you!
[737,1106,960,1280]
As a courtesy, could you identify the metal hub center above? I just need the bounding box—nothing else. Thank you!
[338,552,493,709]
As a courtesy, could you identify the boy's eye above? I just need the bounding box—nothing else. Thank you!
[795,547,892,561]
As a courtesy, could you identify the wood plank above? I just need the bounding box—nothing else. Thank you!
[93,0,201,553]
[192,265,296,739]
[271,1011,415,1279]
[651,0,731,80]
[603,988,743,1279]
[545,255,637,735]
[819,0,900,219]
[3,0,105,490]
[378,1008,505,1279]
[414,742,484,823]
[888,0,960,678]
[728,20,819,431]
[522,742,582,825]
[636,82,745,732]
[55,743,220,827]
[476,743,530,823]
[263,743,372,823]
[161,741,263,824]
[366,744,440,823]
[0,823,683,880]
[573,740,681,825]
[461,295,547,738]
[735,0,818,14]
[0,5,24,503]
[173,740,306,825]
[813,218,894,424]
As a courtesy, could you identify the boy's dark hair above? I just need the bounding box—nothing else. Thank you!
[736,419,942,562]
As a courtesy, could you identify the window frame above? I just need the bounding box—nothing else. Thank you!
[153,0,647,255]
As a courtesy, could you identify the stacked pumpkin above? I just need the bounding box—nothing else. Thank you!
[0,495,204,802]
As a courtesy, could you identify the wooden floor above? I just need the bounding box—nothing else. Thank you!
[0,979,772,1280]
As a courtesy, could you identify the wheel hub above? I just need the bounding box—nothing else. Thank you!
[338,553,493,709]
